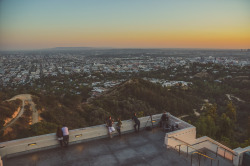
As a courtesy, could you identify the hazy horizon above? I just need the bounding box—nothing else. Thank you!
[0,46,245,52]
[0,0,250,50]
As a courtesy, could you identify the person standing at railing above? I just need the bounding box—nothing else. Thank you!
[161,111,168,131]
[56,127,63,147]
[132,113,140,132]
[106,116,115,138]
[116,118,122,136]
[62,124,69,146]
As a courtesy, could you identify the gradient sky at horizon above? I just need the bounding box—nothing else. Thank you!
[0,0,249,50]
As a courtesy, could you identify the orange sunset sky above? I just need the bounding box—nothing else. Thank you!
[0,0,249,50]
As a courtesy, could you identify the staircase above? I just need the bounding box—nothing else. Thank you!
[167,137,234,166]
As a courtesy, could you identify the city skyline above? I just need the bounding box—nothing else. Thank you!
[0,0,250,50]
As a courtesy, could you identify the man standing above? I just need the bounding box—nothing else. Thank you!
[62,124,69,146]
[161,111,168,131]
[116,118,122,136]
[132,113,140,132]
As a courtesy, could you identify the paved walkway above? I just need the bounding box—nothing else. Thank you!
[3,129,189,166]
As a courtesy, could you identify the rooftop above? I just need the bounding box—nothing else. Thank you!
[3,128,188,166]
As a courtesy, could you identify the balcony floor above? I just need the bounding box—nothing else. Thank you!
[3,128,189,166]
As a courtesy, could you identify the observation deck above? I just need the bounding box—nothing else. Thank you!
[0,113,249,166]
[3,128,189,166]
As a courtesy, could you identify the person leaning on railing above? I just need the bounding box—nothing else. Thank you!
[56,127,63,147]
[106,116,115,138]
[62,124,69,146]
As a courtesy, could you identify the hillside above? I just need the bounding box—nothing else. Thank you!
[0,99,22,129]
[1,78,249,149]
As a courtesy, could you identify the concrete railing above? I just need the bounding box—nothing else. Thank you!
[165,114,196,148]
[164,115,250,166]
[233,146,250,166]
[0,114,162,158]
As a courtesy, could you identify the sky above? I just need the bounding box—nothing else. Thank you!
[0,0,250,50]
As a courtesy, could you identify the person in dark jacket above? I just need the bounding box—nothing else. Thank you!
[161,112,168,130]
[116,118,122,136]
[132,113,140,132]
[56,127,63,147]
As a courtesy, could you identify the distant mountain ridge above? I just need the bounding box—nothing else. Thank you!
[51,47,93,50]
[50,47,114,50]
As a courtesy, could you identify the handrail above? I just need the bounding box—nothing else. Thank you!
[191,151,219,166]
[175,144,204,156]
[168,135,235,164]
[192,151,216,161]
[169,136,204,153]
[191,139,237,156]
[169,136,212,159]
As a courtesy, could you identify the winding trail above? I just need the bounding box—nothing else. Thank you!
[226,94,245,102]
[1,100,25,132]
[1,94,38,132]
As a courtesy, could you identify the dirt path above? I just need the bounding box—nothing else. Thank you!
[226,94,245,102]
[30,100,38,124]
[178,115,189,119]
[194,109,200,116]
[1,100,25,131]
[6,94,39,125]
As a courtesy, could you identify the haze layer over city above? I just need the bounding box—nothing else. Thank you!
[0,1,250,166]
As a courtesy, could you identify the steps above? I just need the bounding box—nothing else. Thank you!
[168,146,234,166]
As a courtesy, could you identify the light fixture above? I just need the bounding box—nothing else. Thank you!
[75,134,82,138]
[28,143,37,146]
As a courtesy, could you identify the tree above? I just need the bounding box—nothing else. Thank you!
[195,115,217,138]
[0,120,5,129]
[220,113,233,138]
[29,122,58,136]
[205,115,217,138]
[205,103,217,120]
[195,116,207,137]
[226,101,236,122]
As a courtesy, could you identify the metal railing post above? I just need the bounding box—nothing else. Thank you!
[224,149,226,158]
[191,154,193,166]
[187,146,188,157]
[216,147,218,157]
[179,145,181,156]
[198,154,201,166]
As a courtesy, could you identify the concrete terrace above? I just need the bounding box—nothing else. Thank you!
[1,113,248,166]
[3,128,189,166]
